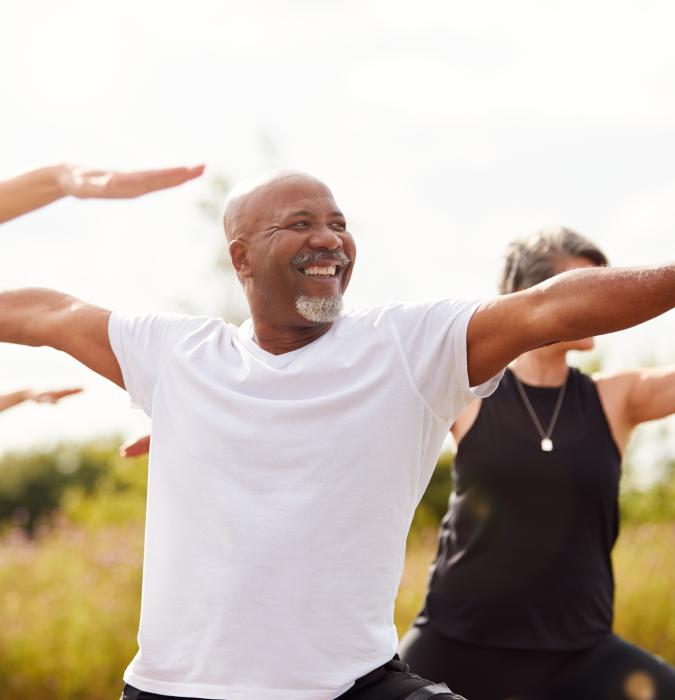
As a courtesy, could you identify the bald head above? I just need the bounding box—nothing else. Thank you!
[223,171,333,243]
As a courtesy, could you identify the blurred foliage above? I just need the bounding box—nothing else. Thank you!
[0,441,119,535]
[614,522,675,661]
[196,173,232,222]
[0,443,146,699]
[620,466,675,524]
[0,439,674,698]
[409,451,454,538]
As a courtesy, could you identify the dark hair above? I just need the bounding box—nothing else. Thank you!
[499,226,609,294]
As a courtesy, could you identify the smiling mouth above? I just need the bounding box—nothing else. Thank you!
[291,250,350,279]
[301,265,338,277]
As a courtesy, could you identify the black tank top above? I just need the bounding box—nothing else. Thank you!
[417,367,622,650]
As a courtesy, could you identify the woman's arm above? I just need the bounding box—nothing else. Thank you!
[595,365,675,453]
[0,389,32,412]
[0,163,204,223]
[450,399,482,444]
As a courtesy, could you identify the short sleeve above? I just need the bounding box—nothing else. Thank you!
[385,298,504,422]
[108,312,206,415]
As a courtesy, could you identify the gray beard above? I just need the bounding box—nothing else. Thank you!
[295,295,343,323]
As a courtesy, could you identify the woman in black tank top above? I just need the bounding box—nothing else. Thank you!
[400,228,675,700]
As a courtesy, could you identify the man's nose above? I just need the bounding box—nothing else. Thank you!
[308,226,342,249]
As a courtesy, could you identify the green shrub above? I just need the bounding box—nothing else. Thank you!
[409,451,454,539]
[614,522,675,662]
[0,441,118,534]
[0,447,148,699]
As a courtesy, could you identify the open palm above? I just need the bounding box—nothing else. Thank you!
[61,164,205,199]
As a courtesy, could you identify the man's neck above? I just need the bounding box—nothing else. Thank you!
[250,317,334,355]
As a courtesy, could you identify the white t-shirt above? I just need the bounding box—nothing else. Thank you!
[109,299,501,700]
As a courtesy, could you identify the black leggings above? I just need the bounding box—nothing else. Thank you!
[400,623,675,700]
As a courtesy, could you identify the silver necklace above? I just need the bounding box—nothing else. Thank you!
[512,369,569,452]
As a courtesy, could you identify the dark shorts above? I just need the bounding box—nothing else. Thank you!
[121,656,465,700]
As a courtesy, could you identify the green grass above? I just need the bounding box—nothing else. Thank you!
[0,442,673,698]
[614,522,675,662]
[0,520,143,699]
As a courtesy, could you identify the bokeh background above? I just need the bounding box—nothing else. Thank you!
[1,1,674,697]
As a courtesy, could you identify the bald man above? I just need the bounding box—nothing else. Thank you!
[0,171,673,700]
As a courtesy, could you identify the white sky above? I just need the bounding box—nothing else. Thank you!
[0,0,673,470]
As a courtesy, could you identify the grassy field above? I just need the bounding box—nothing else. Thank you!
[0,443,673,698]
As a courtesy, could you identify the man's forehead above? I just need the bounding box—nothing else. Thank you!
[259,178,339,216]
[243,178,342,229]
[272,194,343,218]
[224,172,343,240]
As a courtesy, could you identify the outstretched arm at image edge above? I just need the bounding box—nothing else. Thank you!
[597,365,675,433]
[467,264,675,386]
[0,288,122,387]
[0,163,204,223]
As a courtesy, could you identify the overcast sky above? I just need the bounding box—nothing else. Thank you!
[1,1,673,473]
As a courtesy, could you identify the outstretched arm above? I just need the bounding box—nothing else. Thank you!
[622,365,675,425]
[0,163,204,223]
[0,387,83,413]
[467,265,675,386]
[0,288,122,386]
[0,389,32,413]
[593,365,675,451]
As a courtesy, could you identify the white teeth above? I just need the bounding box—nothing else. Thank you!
[304,265,336,276]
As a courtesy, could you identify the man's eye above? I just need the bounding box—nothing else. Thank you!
[290,221,309,228]
[332,222,346,231]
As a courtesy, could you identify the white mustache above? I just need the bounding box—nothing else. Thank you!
[292,250,351,267]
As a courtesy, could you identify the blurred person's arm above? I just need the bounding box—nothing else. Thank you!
[0,386,83,413]
[0,288,121,386]
[467,265,675,386]
[120,434,151,458]
[0,389,33,412]
[594,365,675,452]
[0,163,204,223]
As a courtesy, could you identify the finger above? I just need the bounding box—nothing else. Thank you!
[120,435,151,458]
[55,387,84,397]
[47,387,85,401]
[116,165,205,197]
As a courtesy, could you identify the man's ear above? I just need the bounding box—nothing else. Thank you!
[230,239,252,278]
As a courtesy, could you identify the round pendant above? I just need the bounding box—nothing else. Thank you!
[541,438,553,452]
